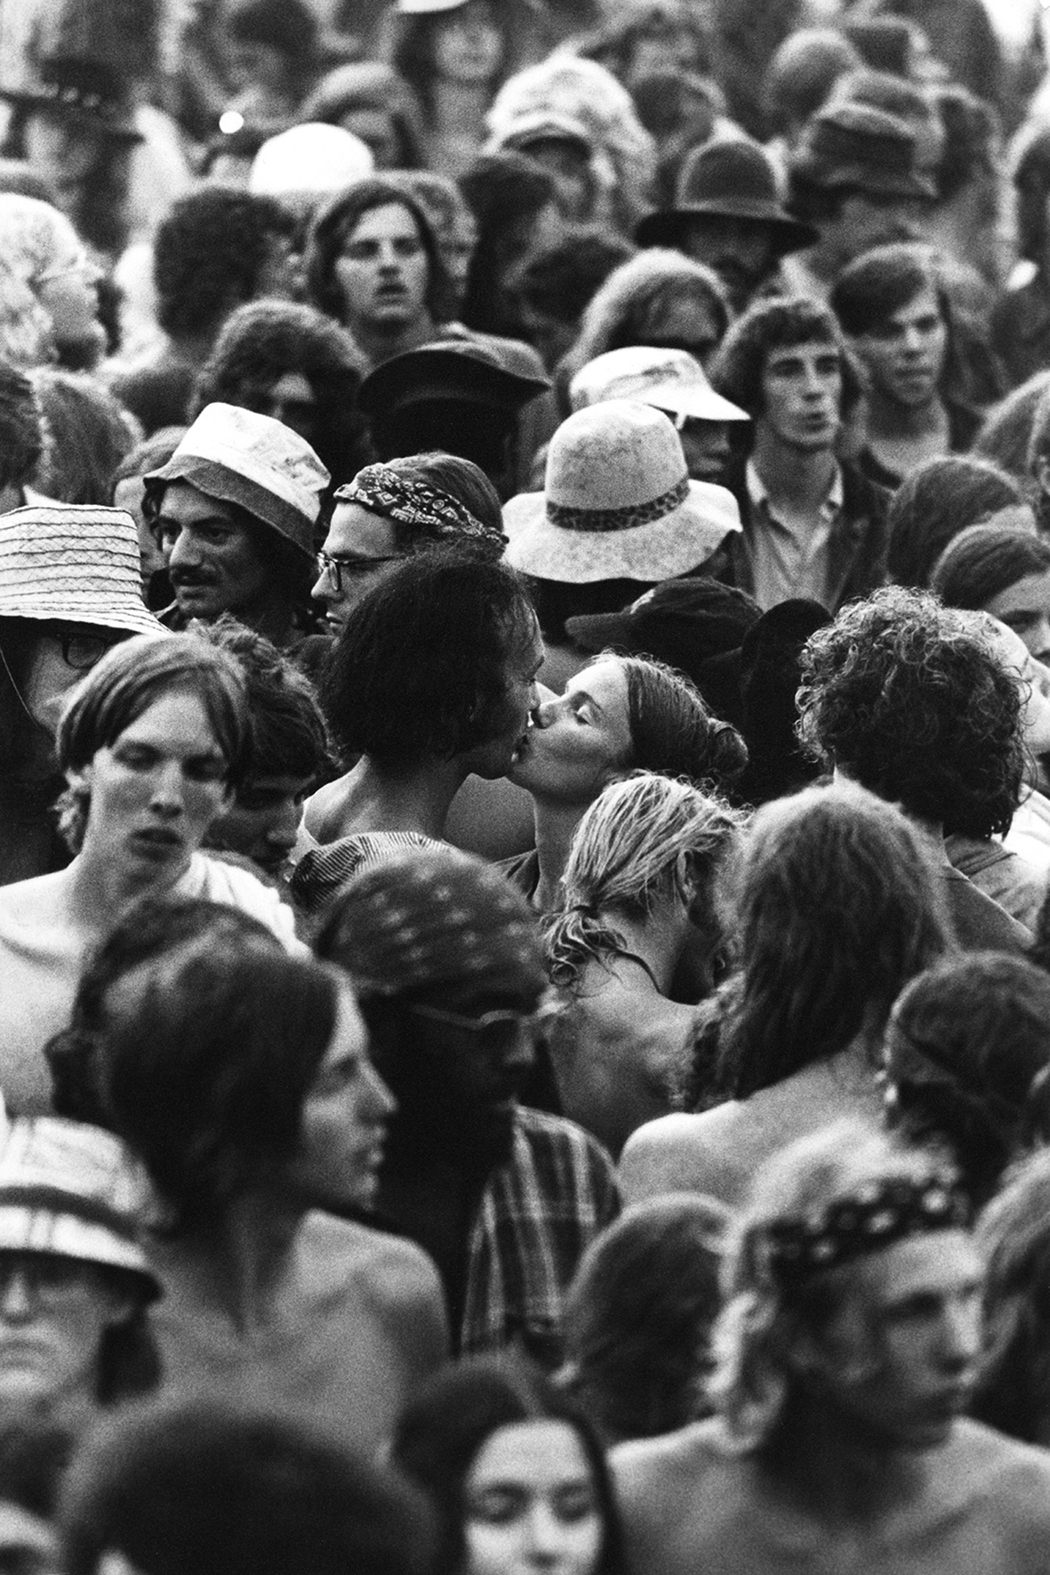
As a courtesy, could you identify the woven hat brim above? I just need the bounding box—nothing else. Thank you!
[503,482,741,584]
[0,527,165,638]
[636,205,818,255]
[0,1204,159,1298]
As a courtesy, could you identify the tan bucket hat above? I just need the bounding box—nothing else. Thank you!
[502,399,741,583]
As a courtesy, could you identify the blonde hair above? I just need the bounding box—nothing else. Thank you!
[545,771,744,991]
[708,1122,960,1450]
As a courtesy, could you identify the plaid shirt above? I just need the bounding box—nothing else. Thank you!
[461,1107,620,1367]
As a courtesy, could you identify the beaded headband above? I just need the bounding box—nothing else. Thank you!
[761,1175,971,1291]
[335,465,505,551]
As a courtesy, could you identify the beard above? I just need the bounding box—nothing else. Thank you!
[379,1060,518,1180]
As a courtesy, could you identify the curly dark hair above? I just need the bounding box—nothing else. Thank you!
[322,549,536,766]
[711,294,864,423]
[304,178,453,327]
[190,300,372,486]
[715,781,951,1099]
[797,586,1025,839]
[883,952,1050,1212]
[153,188,295,339]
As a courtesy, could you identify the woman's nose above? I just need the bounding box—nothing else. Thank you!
[0,1267,34,1323]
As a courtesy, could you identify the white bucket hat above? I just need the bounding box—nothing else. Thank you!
[503,400,741,584]
[146,403,330,559]
[0,1116,160,1298]
[570,345,750,425]
[0,504,164,637]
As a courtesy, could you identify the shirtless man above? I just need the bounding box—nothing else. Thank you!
[613,1123,1050,1575]
[74,897,447,1450]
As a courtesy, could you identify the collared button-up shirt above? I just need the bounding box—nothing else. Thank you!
[744,458,844,612]
[462,1106,619,1367]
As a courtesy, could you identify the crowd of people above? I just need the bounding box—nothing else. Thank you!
[2,0,1050,1572]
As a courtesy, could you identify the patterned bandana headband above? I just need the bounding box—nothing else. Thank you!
[336,464,506,550]
[760,1175,971,1292]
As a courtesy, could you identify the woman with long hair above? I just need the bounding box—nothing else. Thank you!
[619,781,952,1208]
[544,773,743,1156]
[393,1355,627,1575]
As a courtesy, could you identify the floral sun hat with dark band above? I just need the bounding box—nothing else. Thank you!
[502,399,741,583]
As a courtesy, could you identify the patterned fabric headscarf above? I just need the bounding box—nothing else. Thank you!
[335,464,506,555]
[319,846,546,1000]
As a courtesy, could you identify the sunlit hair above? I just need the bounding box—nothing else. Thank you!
[55,635,250,854]
[715,782,951,1099]
[708,1121,962,1449]
[560,1193,731,1444]
[546,772,744,991]
[608,653,748,786]
[930,524,1050,613]
[883,953,1050,1211]
[972,1150,1050,1443]
[885,455,1026,588]
[972,370,1050,483]
[797,586,1025,839]
[560,249,730,388]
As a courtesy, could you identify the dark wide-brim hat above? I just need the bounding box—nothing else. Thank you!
[0,60,142,143]
[359,340,551,420]
[636,138,818,255]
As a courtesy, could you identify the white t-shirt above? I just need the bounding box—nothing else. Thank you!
[0,854,302,1116]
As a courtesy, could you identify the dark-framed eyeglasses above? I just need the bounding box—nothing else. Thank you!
[316,550,404,594]
[402,995,566,1056]
[58,630,113,671]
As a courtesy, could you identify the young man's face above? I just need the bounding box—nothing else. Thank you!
[850,284,948,412]
[333,203,430,335]
[758,338,842,453]
[810,1230,983,1450]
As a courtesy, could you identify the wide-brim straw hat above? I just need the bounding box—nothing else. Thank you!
[0,504,163,637]
[0,1116,160,1299]
[503,399,741,584]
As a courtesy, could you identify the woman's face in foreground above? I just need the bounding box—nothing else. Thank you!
[464,1419,604,1575]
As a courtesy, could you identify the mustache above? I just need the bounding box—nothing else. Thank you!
[170,569,216,588]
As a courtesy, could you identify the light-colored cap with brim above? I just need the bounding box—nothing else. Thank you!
[499,111,594,157]
[570,345,750,424]
[503,400,741,584]
[146,403,330,559]
[0,1116,160,1300]
[0,504,164,637]
[398,0,469,9]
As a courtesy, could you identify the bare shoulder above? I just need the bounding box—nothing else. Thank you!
[612,1418,725,1509]
[0,870,70,928]
[302,1212,442,1306]
[949,1419,1050,1524]
[618,1106,741,1205]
